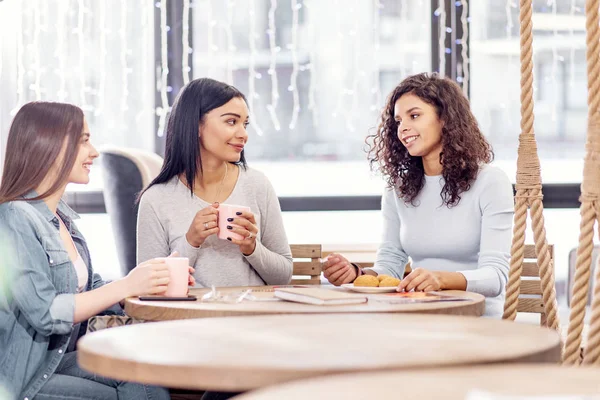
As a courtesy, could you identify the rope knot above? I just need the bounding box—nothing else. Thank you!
[516,133,542,188]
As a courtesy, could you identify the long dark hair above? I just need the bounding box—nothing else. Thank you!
[143,78,248,198]
[366,72,493,207]
[0,101,84,204]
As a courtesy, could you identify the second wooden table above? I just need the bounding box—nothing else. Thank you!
[78,313,561,391]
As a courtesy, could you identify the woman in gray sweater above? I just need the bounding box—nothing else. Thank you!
[137,78,293,288]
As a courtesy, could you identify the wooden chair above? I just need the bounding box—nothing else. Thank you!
[516,244,554,326]
[290,244,322,285]
[322,243,378,268]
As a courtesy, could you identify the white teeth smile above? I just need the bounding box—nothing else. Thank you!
[405,136,419,144]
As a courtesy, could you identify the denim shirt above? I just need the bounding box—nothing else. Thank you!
[0,193,121,400]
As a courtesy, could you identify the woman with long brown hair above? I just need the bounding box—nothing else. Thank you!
[0,102,174,399]
[322,73,514,317]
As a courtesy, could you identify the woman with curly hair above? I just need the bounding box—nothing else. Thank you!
[323,73,514,317]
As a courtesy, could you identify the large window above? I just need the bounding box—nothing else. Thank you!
[470,0,587,183]
[192,0,431,195]
[0,0,155,182]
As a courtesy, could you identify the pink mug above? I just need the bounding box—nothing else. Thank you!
[157,257,189,297]
[218,204,251,240]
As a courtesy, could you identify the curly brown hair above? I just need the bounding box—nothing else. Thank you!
[366,72,493,207]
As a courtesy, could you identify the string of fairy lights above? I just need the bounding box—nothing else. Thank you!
[95,0,107,115]
[304,0,319,127]
[182,0,191,85]
[248,0,264,135]
[76,0,87,110]
[13,0,25,115]
[266,0,281,131]
[55,0,68,102]
[459,0,469,96]
[437,0,446,77]
[288,0,300,130]
[156,0,170,137]
[32,2,42,100]
[224,0,235,84]
[370,0,382,113]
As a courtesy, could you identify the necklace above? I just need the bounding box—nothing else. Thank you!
[212,162,228,203]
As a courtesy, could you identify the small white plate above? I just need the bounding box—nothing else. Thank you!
[341,284,397,294]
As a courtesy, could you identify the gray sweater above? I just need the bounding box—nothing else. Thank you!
[137,167,293,287]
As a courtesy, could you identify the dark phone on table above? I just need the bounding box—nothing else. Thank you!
[138,295,197,301]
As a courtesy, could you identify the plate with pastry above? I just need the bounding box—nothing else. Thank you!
[341,274,400,293]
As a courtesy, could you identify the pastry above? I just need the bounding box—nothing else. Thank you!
[353,275,379,287]
[379,277,401,287]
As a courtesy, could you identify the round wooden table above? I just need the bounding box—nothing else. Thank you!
[234,365,600,400]
[124,286,485,321]
[78,313,561,391]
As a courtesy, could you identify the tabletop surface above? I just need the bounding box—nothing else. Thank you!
[234,365,600,400]
[124,286,486,321]
[78,313,562,391]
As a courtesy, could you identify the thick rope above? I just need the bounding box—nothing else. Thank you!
[582,121,600,364]
[584,239,600,364]
[503,0,560,329]
[518,0,535,142]
[564,202,596,364]
[503,193,528,320]
[530,193,559,330]
[565,0,600,365]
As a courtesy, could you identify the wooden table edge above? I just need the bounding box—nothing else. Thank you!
[124,289,486,321]
[77,325,559,391]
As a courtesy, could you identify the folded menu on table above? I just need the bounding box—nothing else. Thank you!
[369,291,470,304]
[274,287,368,305]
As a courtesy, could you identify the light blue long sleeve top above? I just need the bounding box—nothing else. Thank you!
[369,165,514,317]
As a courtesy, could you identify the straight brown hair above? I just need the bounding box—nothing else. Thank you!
[0,101,84,204]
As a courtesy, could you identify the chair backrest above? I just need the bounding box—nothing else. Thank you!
[290,244,322,285]
[99,146,164,275]
[567,246,600,306]
[322,243,378,268]
[516,244,554,326]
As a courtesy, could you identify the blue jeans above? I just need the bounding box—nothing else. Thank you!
[34,351,170,400]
